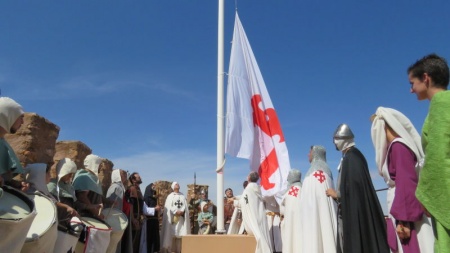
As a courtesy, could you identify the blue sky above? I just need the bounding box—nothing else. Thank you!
[1,1,449,213]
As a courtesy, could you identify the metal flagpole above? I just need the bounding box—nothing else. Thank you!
[216,0,226,234]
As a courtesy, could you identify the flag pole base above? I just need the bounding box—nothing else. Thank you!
[215,229,227,234]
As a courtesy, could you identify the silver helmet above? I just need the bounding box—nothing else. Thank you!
[333,123,354,139]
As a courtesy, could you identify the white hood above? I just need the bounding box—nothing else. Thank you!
[0,97,24,133]
[111,169,125,192]
[371,106,424,175]
[83,154,103,177]
[56,158,77,182]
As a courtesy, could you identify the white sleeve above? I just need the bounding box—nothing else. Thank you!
[143,201,156,216]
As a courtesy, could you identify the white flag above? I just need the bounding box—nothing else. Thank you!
[225,13,290,202]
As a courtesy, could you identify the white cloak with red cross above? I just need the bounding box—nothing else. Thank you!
[280,182,302,253]
[300,169,338,253]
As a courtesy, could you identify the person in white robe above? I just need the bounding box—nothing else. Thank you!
[371,107,434,253]
[227,196,245,235]
[300,145,337,253]
[160,181,190,253]
[280,169,302,253]
[239,171,272,253]
[264,195,282,253]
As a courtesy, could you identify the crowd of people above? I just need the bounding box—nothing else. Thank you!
[224,53,450,253]
[0,52,449,253]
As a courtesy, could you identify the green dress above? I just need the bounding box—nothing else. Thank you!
[416,90,450,252]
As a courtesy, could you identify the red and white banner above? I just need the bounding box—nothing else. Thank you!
[225,13,291,201]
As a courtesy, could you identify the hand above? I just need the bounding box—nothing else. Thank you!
[20,181,30,192]
[89,204,103,216]
[67,207,80,217]
[176,210,185,216]
[396,222,411,240]
[155,205,161,212]
[132,219,141,229]
[326,189,337,199]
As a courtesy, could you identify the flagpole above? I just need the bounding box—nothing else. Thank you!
[216,0,226,234]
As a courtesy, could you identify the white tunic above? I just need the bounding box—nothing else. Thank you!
[227,195,245,235]
[264,196,282,252]
[300,169,337,253]
[160,192,190,253]
[280,183,302,253]
[239,182,272,253]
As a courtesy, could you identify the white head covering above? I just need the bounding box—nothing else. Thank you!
[371,107,424,175]
[111,169,125,192]
[171,181,178,190]
[0,97,24,133]
[200,201,208,213]
[84,154,103,177]
[56,158,77,182]
[54,158,77,201]
[25,163,50,195]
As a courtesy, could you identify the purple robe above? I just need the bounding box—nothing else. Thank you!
[388,142,422,252]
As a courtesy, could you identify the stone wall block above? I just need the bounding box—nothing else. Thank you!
[5,112,60,167]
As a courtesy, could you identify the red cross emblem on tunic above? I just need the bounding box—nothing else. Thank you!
[313,170,326,183]
[288,186,299,197]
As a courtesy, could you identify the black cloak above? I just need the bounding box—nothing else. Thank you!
[338,147,389,253]
[143,183,160,253]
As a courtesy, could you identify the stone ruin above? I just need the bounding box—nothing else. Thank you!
[5,113,60,168]
[51,140,92,178]
[5,112,211,230]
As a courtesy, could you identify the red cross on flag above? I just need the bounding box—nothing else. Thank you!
[225,13,291,203]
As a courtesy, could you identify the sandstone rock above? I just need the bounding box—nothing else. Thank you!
[154,180,173,208]
[51,140,92,178]
[152,180,173,229]
[98,159,114,196]
[5,112,59,167]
